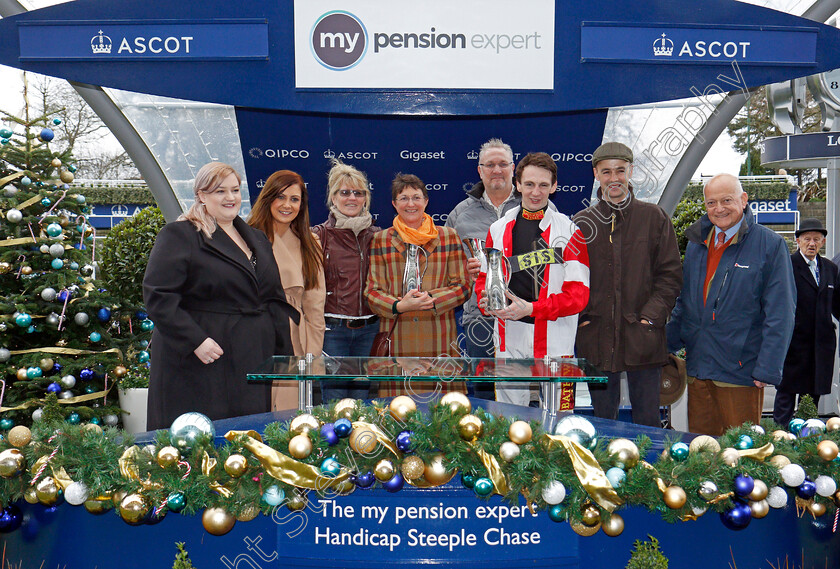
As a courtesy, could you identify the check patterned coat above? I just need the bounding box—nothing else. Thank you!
[364,225,470,396]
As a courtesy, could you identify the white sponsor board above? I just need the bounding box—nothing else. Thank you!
[294,0,554,89]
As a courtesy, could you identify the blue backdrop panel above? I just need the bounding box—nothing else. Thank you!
[1,0,840,115]
[235,109,608,223]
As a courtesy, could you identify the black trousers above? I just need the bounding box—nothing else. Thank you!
[773,390,821,426]
[587,367,662,427]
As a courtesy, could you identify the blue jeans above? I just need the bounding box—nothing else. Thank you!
[464,317,496,401]
[320,322,378,402]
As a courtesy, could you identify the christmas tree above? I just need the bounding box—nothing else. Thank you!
[0,89,152,429]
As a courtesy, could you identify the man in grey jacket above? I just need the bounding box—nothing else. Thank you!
[446,138,521,399]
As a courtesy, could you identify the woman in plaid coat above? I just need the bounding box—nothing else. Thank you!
[365,174,471,397]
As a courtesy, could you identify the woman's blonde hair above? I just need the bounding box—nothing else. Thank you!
[326,159,371,211]
[178,162,242,238]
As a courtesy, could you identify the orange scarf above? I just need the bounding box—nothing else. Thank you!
[393,214,438,245]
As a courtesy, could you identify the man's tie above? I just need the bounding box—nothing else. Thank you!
[810,258,820,285]
[716,232,726,249]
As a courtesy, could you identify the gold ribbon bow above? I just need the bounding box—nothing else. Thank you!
[544,434,623,512]
[471,445,509,496]
[202,450,234,498]
[737,442,774,461]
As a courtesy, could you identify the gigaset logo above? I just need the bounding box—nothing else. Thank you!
[311,11,368,70]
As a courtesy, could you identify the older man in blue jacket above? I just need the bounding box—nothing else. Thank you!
[666,173,795,436]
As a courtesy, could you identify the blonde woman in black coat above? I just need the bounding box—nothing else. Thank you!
[143,162,296,430]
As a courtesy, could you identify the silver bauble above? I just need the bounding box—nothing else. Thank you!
[59,390,74,400]
[553,415,598,450]
[32,408,43,422]
[64,481,90,506]
[103,414,119,427]
[5,209,22,223]
[60,374,76,389]
[74,312,90,326]
[4,186,18,197]
[46,313,60,327]
[170,412,215,439]
[40,287,57,301]
[698,480,718,501]
[0,322,6,332]
[39,244,50,254]
[49,243,65,258]
[0,348,10,363]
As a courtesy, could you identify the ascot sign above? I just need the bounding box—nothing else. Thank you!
[295,0,555,89]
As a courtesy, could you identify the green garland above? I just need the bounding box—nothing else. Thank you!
[0,398,838,535]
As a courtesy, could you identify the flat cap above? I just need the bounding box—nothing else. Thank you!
[592,142,633,166]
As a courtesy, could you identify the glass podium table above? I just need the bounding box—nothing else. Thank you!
[248,355,606,413]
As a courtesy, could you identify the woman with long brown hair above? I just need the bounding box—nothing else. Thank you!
[249,170,325,410]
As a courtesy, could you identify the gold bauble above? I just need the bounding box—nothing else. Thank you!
[458,414,483,440]
[0,448,25,478]
[508,421,533,445]
[0,262,9,274]
[84,495,113,515]
[20,266,32,275]
[663,486,687,509]
[119,493,149,525]
[39,358,54,371]
[114,365,128,378]
[157,446,181,468]
[236,505,260,522]
[7,425,32,448]
[59,170,74,184]
[439,392,471,414]
[607,438,640,469]
[23,487,38,504]
[688,435,720,454]
[750,499,770,519]
[499,441,521,462]
[202,507,236,535]
[834,490,840,507]
[769,455,791,469]
[35,476,60,505]
[83,423,102,435]
[334,398,357,420]
[290,413,320,435]
[349,426,378,454]
[748,479,769,502]
[288,434,313,459]
[111,490,127,508]
[333,479,356,496]
[826,417,840,432]
[400,455,425,480]
[286,492,307,511]
[601,513,624,537]
[224,454,249,477]
[423,452,455,486]
[570,521,600,536]
[51,158,62,168]
[389,395,417,421]
[809,501,827,517]
[374,459,396,482]
[817,440,839,461]
[16,368,27,381]
[581,504,601,527]
[720,447,740,467]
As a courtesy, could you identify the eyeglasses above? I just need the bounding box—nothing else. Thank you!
[395,195,426,204]
[338,189,365,198]
[480,161,512,170]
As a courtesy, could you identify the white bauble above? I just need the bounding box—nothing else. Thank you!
[766,486,788,508]
[64,481,90,505]
[541,481,566,505]
[780,464,806,487]
[815,475,837,497]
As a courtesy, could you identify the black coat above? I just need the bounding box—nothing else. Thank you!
[780,252,840,395]
[143,218,296,430]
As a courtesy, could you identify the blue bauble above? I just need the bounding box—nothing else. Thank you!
[26,325,37,334]
[52,118,62,126]
[606,467,626,488]
[334,418,352,437]
[0,418,14,430]
[15,313,32,327]
[383,473,405,493]
[46,383,62,393]
[68,165,77,173]
[547,504,565,522]
[79,368,95,381]
[353,471,375,488]
[89,417,101,425]
[75,194,85,204]
[89,332,101,343]
[26,366,43,379]
[733,474,754,497]
[136,310,148,320]
[320,424,339,446]
[262,485,285,506]
[140,319,155,332]
[796,479,817,499]
[45,223,62,237]
[461,474,476,489]
[69,262,79,271]
[0,128,12,138]
[97,308,111,322]
[320,458,341,478]
[396,430,413,452]
[40,197,51,207]
[167,492,186,512]
[139,339,149,348]
[0,139,9,145]
[39,128,54,142]
[720,501,752,531]
[474,477,494,496]
[52,362,62,375]
[20,176,31,186]
[137,351,150,364]
[669,442,689,461]
[50,259,64,270]
[736,435,754,450]
[67,412,80,425]
[144,508,166,525]
[57,289,71,302]
[0,504,23,533]
[789,418,805,435]
[84,385,95,394]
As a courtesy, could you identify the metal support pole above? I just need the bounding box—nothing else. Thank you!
[827,159,840,259]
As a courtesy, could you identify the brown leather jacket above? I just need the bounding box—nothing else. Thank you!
[312,215,381,317]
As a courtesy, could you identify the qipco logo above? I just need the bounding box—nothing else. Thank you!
[311,11,368,70]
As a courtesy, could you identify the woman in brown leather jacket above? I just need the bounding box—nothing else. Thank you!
[312,160,381,402]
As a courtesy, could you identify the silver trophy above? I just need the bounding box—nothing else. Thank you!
[462,238,486,267]
[484,247,511,311]
[403,244,428,295]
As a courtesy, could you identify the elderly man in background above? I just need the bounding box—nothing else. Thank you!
[666,173,795,435]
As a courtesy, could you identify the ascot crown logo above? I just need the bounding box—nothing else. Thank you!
[324,149,336,159]
[91,30,112,54]
[653,33,674,57]
[311,11,368,70]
